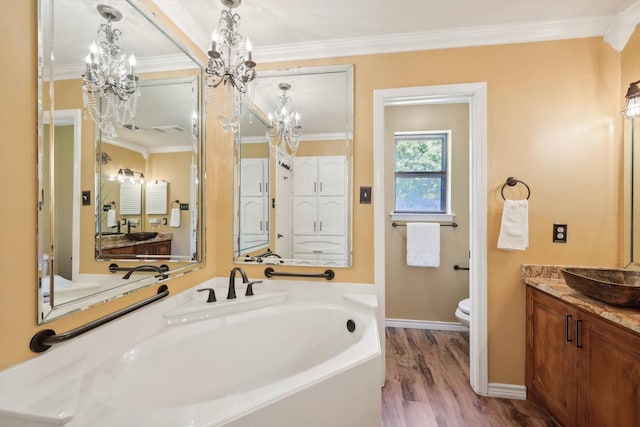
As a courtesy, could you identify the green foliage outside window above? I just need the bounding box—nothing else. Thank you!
[394,134,448,213]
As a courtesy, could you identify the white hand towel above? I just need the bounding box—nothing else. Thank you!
[406,223,440,267]
[497,199,529,250]
[170,207,181,228]
[106,209,117,228]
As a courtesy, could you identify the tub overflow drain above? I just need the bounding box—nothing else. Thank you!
[346,319,356,333]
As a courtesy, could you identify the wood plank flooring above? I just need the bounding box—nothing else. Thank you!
[382,328,560,427]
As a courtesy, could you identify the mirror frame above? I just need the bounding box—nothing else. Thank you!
[37,0,206,323]
[233,64,354,267]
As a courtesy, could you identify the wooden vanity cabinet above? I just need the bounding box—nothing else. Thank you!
[526,287,640,427]
[101,240,171,257]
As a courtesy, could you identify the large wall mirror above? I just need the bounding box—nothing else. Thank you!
[625,116,640,267]
[38,0,205,323]
[233,65,354,267]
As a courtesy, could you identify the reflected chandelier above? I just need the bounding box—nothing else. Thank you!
[623,80,640,119]
[205,0,257,133]
[267,83,302,167]
[82,5,139,137]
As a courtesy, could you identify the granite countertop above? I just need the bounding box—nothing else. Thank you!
[522,264,640,336]
[98,232,172,250]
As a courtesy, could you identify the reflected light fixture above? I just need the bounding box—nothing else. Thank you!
[113,168,144,184]
[267,83,302,167]
[205,0,257,133]
[623,80,640,119]
[82,5,140,137]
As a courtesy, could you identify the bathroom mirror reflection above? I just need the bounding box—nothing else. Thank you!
[626,117,640,266]
[233,65,354,267]
[38,0,205,323]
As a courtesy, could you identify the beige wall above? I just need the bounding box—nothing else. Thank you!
[384,104,470,322]
[0,0,631,389]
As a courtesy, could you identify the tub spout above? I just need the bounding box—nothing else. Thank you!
[228,267,249,299]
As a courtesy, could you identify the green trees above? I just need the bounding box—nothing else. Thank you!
[394,136,446,212]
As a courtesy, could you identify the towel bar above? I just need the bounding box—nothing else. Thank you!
[392,222,458,228]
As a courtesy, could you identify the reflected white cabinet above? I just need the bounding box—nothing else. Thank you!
[293,156,345,197]
[292,156,347,264]
[239,158,269,250]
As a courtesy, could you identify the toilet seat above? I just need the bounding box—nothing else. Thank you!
[455,298,471,327]
[458,298,471,315]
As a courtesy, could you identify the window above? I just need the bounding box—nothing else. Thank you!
[394,131,449,214]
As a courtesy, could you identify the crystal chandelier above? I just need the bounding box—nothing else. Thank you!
[623,80,640,119]
[205,0,257,133]
[82,5,139,137]
[267,83,302,167]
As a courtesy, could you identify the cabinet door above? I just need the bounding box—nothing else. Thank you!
[240,197,267,234]
[292,197,317,234]
[526,288,577,427]
[318,157,345,196]
[317,197,345,235]
[241,158,267,197]
[292,158,318,196]
[577,312,640,427]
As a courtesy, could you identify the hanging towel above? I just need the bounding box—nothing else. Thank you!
[170,207,181,228]
[406,223,440,267]
[497,199,529,250]
[106,209,117,228]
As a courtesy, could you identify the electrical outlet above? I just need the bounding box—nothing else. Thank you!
[162,218,168,225]
[179,203,189,211]
[553,224,567,243]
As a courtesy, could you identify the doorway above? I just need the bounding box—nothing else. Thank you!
[373,83,488,394]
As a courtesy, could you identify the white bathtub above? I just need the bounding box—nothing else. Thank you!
[0,279,381,427]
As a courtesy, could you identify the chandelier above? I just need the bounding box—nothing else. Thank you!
[267,83,302,167]
[205,0,257,133]
[623,80,640,119]
[82,5,139,137]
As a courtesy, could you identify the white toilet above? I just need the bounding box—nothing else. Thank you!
[455,297,471,327]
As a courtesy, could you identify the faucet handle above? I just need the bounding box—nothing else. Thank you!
[245,280,262,296]
[197,288,217,303]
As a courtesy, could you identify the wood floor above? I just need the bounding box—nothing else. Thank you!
[382,327,560,427]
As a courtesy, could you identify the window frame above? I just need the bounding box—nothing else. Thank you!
[391,130,453,222]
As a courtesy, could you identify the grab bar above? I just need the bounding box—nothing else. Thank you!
[30,285,170,353]
[264,267,335,281]
[109,263,169,274]
[392,222,458,228]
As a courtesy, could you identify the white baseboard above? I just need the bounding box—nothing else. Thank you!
[385,318,469,332]
[487,383,527,400]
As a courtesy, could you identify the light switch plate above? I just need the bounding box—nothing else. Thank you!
[360,186,372,204]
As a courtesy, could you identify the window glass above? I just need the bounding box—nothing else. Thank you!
[394,133,448,213]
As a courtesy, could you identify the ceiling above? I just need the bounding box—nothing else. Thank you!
[47,0,640,151]
[154,0,639,61]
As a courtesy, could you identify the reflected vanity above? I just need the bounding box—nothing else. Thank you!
[233,65,354,267]
[38,0,205,323]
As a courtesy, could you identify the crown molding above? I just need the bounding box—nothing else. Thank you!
[604,0,640,51]
[52,54,198,81]
[254,17,611,63]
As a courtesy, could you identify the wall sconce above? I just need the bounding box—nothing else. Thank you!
[622,80,640,119]
[113,168,144,184]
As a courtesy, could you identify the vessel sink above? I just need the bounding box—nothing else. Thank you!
[560,267,640,308]
[124,232,158,241]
